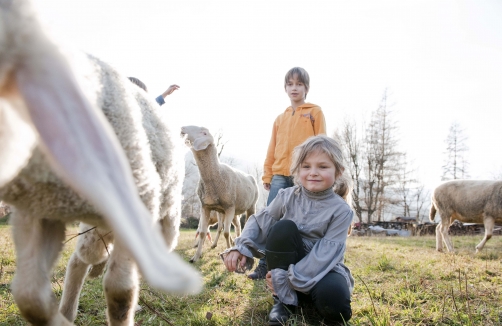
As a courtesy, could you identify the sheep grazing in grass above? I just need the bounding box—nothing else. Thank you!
[194,210,241,248]
[181,125,259,262]
[430,180,502,253]
[0,1,201,324]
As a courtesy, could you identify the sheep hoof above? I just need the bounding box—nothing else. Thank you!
[211,245,217,249]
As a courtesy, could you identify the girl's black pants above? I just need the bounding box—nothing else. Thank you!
[266,219,352,323]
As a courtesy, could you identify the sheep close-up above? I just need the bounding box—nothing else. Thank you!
[181,125,259,262]
[430,179,502,253]
[0,1,201,325]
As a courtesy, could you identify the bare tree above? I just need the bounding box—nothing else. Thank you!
[363,89,403,222]
[412,184,430,223]
[335,119,364,222]
[442,121,469,180]
[490,167,502,180]
[213,128,228,159]
[394,155,416,217]
[181,152,201,220]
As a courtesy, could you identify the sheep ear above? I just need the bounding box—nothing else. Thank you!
[192,138,211,151]
[15,51,201,294]
[0,99,37,187]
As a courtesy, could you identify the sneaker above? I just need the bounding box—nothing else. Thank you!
[247,262,267,280]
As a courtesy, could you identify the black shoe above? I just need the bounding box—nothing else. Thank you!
[247,262,267,280]
[268,295,295,325]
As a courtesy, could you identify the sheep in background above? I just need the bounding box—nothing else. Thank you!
[181,125,259,262]
[194,210,241,248]
[430,180,502,253]
[0,1,200,325]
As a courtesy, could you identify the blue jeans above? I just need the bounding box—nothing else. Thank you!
[267,175,295,205]
[258,175,295,267]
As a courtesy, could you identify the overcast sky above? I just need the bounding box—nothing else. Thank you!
[33,0,502,190]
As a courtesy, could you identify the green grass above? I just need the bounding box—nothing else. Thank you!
[0,227,501,325]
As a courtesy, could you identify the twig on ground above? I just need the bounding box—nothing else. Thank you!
[451,287,461,323]
[464,270,472,325]
[63,226,97,244]
[357,275,379,318]
[138,296,175,326]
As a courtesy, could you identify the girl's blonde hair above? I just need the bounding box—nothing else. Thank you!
[290,135,353,200]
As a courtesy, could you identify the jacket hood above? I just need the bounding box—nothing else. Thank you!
[286,102,319,112]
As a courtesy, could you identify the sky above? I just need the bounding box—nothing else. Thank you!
[32,0,502,190]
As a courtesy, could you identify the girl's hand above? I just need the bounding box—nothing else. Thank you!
[223,250,247,272]
[263,183,271,191]
[266,271,276,295]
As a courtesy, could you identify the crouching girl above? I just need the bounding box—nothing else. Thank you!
[222,135,354,325]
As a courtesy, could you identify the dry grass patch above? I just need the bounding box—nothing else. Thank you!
[0,225,500,325]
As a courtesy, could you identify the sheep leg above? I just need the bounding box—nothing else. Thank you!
[211,212,224,249]
[233,215,242,238]
[440,219,455,252]
[10,212,72,325]
[475,217,494,253]
[223,208,236,248]
[60,224,113,322]
[103,242,139,326]
[435,223,443,251]
[191,207,211,262]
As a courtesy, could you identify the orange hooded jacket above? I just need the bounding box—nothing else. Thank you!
[262,103,326,184]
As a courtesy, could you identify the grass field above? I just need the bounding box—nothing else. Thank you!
[0,225,501,325]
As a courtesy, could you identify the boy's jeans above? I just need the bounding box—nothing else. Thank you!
[258,175,294,267]
[267,175,295,205]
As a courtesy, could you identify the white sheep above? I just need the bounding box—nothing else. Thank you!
[430,179,502,253]
[0,1,201,325]
[181,125,259,262]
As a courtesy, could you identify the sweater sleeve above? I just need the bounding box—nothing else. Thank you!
[233,190,286,259]
[155,95,165,106]
[313,108,326,135]
[271,209,353,305]
[262,118,279,184]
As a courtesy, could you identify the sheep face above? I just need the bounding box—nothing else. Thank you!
[181,125,214,151]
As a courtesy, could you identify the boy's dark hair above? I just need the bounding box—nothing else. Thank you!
[284,67,310,98]
[128,77,148,92]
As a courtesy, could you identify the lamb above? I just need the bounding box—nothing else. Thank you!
[181,125,259,262]
[0,1,201,325]
[430,180,502,253]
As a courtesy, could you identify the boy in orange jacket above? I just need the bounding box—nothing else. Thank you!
[248,67,327,280]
